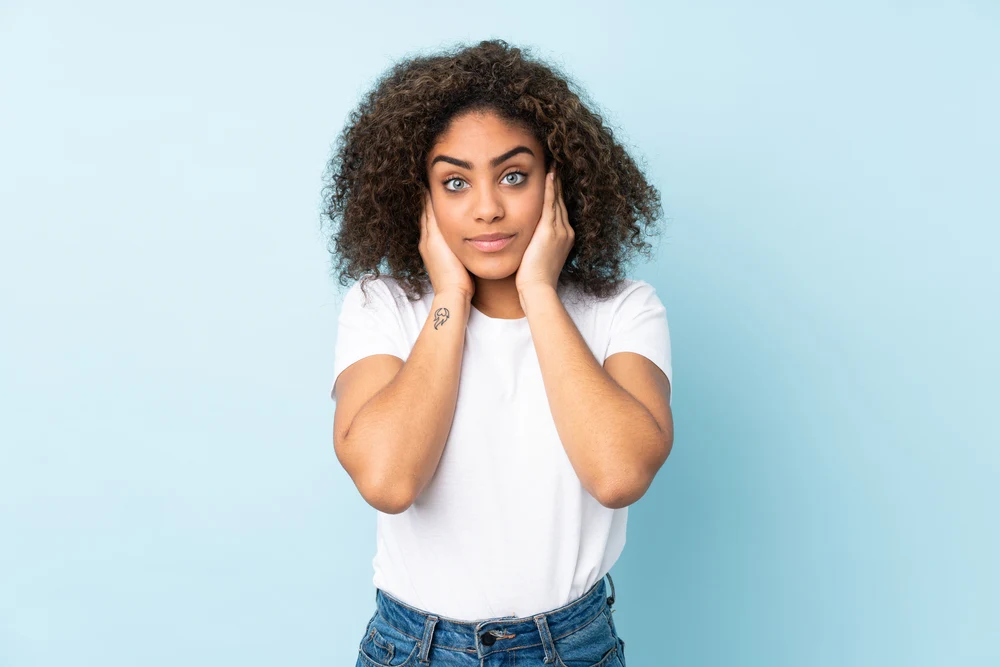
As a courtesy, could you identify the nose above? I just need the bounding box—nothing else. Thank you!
[474,185,504,223]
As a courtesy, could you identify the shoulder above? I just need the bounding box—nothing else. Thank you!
[617,277,657,295]
[611,278,662,305]
[564,278,658,313]
[343,274,413,310]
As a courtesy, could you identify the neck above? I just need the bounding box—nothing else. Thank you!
[471,274,525,319]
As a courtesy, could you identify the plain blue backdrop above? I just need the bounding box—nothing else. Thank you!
[1,1,997,665]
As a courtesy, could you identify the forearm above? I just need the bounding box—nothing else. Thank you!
[344,289,471,512]
[520,285,665,508]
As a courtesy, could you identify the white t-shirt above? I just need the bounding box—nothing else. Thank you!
[330,275,672,621]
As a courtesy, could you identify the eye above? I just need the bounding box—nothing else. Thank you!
[503,171,527,185]
[442,170,528,192]
[443,177,467,192]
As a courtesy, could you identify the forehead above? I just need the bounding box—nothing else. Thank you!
[429,113,538,158]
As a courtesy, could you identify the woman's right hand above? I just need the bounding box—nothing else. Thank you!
[418,188,475,301]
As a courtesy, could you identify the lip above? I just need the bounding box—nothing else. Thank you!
[467,234,515,252]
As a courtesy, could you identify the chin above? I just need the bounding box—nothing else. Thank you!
[464,254,521,281]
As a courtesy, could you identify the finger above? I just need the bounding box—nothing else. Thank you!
[555,176,562,227]
[421,193,429,238]
[428,192,438,227]
[556,179,571,235]
[557,179,568,228]
[552,173,562,228]
[544,169,555,212]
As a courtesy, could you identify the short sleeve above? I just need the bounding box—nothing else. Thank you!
[604,280,673,396]
[330,278,407,400]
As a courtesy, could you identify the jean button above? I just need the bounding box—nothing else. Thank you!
[480,631,496,646]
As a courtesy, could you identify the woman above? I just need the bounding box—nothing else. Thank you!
[323,38,672,667]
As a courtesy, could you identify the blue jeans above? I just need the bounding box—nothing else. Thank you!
[355,572,627,667]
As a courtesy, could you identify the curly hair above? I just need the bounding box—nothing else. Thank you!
[320,38,665,304]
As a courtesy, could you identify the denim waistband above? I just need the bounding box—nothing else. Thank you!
[372,572,616,662]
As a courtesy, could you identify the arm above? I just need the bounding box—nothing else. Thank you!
[336,289,471,514]
[520,285,672,509]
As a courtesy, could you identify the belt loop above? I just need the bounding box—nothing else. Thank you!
[606,572,616,608]
[533,614,557,664]
[418,615,438,664]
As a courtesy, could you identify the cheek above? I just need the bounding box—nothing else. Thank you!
[522,182,547,221]
[433,211,465,247]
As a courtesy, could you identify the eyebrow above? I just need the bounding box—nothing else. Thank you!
[430,145,535,170]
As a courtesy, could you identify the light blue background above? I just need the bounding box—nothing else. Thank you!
[1,1,997,665]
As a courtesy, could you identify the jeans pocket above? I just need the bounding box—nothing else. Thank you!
[554,609,621,667]
[357,614,421,667]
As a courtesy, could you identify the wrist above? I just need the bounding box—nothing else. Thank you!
[517,283,559,316]
[435,288,474,305]
[516,282,558,299]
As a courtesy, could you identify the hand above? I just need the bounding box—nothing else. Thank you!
[515,166,575,296]
[418,188,475,300]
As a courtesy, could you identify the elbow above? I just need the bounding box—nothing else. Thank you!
[363,483,415,514]
[592,463,646,508]
[596,478,644,509]
[335,435,416,514]
[596,437,671,509]
[358,470,417,515]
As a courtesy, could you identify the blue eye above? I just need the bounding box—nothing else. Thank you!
[442,171,528,192]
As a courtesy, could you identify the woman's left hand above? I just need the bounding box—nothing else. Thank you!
[515,166,575,297]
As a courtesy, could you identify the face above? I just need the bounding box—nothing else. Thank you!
[425,111,547,280]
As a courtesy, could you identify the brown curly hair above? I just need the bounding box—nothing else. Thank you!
[320,38,665,303]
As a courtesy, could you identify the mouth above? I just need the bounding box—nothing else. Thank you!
[467,234,515,253]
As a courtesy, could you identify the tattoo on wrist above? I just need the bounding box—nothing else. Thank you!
[433,307,450,330]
